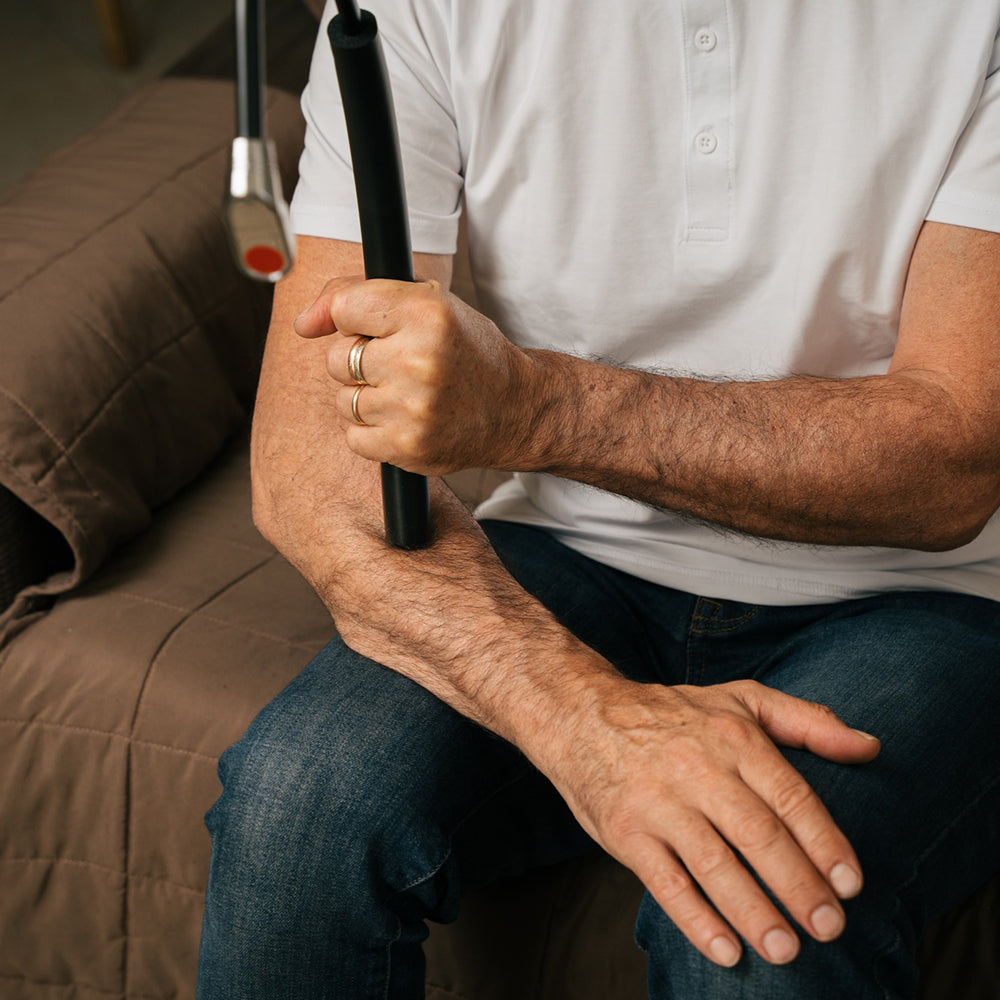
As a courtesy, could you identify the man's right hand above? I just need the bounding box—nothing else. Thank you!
[527,674,880,968]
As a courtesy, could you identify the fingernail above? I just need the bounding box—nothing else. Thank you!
[763,928,798,964]
[830,862,863,899]
[810,903,844,940]
[852,728,879,741]
[709,936,741,967]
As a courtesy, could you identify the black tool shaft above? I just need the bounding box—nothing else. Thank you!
[329,10,432,550]
[235,0,265,138]
[333,0,363,34]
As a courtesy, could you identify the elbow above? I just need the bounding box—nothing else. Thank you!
[887,419,1000,551]
[917,516,995,553]
[916,524,986,553]
[904,483,1000,553]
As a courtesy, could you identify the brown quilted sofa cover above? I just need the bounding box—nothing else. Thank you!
[0,47,997,1000]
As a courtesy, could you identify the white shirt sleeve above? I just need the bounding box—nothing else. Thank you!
[289,0,463,254]
[926,26,1000,233]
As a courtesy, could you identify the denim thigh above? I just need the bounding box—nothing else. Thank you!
[199,519,1000,1000]
[635,591,1000,1000]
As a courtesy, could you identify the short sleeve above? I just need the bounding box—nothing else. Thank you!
[289,0,463,254]
[926,26,1000,233]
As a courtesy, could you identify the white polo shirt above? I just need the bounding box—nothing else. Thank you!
[292,1,1000,605]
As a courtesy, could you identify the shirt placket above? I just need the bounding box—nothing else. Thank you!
[680,0,733,242]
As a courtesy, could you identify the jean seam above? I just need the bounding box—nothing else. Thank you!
[686,600,709,685]
[383,766,540,999]
[382,928,397,1000]
[686,600,762,683]
[870,900,905,1000]
[691,606,762,635]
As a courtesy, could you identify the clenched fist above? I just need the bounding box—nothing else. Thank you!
[294,276,541,476]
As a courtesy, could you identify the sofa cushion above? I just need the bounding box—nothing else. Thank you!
[0,434,339,998]
[0,77,304,640]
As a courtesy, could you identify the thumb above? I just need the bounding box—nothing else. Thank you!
[293,275,365,339]
[740,682,881,764]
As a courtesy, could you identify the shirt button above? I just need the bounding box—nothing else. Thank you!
[694,28,718,51]
[695,130,718,154]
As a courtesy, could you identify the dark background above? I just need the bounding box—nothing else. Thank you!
[0,0,317,193]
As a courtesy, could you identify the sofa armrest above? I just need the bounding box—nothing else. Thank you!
[0,78,305,641]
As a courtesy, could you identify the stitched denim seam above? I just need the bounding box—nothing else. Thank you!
[691,607,762,635]
[685,600,710,684]
[686,600,762,682]
[870,898,906,1000]
[382,769,539,998]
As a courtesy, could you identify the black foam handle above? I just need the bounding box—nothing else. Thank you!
[329,10,432,550]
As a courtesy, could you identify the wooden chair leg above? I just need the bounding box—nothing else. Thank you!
[91,0,135,68]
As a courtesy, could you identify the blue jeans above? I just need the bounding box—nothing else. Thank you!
[197,521,1000,999]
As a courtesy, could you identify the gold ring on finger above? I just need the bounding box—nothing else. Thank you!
[348,336,372,385]
[351,384,368,426]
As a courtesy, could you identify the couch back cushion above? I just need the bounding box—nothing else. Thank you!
[0,78,305,637]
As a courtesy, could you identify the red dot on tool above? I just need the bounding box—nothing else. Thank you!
[244,245,286,275]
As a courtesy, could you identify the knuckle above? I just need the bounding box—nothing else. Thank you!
[713,712,757,750]
[724,679,768,713]
[426,356,450,391]
[397,427,425,460]
[321,279,342,302]
[687,842,736,883]
[647,865,695,909]
[777,871,820,907]
[733,808,784,854]
[812,700,839,721]
[328,286,350,317]
[406,350,447,390]
[343,425,365,456]
[336,385,354,417]
[728,678,764,700]
[406,392,439,431]
[415,295,451,332]
[770,776,817,822]
[602,798,653,845]
[396,426,437,469]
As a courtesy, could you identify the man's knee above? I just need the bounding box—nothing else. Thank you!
[207,658,445,901]
[209,719,382,876]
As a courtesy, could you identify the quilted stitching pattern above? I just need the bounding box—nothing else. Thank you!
[0,439,337,998]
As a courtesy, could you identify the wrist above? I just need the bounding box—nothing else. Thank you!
[499,348,578,474]
[490,637,630,767]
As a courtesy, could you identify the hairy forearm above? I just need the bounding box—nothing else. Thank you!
[250,251,616,752]
[518,351,996,550]
[254,410,615,749]
[309,225,998,553]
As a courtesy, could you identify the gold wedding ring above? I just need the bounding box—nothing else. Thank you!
[351,384,368,426]
[348,336,371,385]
